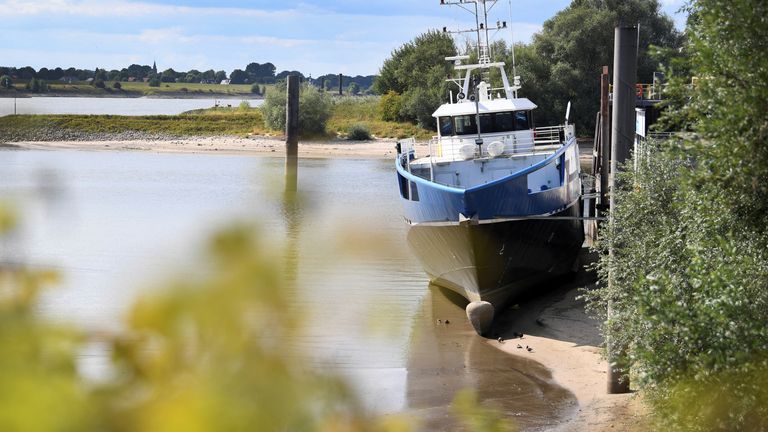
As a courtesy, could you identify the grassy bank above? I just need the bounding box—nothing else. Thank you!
[0,96,434,141]
[327,96,433,140]
[0,81,263,98]
[0,107,269,141]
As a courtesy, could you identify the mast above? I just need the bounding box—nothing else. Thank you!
[441,0,513,99]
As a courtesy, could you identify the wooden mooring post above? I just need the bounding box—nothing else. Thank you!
[599,65,610,210]
[607,24,638,395]
[285,75,300,196]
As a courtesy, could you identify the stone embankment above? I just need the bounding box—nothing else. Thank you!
[0,128,179,143]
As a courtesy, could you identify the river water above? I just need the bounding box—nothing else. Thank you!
[0,149,573,430]
[0,96,263,116]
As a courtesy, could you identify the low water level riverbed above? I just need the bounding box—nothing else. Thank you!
[0,149,574,429]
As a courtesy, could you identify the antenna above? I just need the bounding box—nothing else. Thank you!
[508,0,517,80]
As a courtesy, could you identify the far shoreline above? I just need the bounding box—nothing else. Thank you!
[0,92,261,100]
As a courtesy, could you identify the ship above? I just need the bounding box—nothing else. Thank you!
[395,0,583,335]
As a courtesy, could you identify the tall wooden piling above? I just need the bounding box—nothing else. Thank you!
[607,25,638,395]
[338,73,343,96]
[599,66,610,210]
[285,75,300,195]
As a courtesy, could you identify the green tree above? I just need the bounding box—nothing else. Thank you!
[512,0,681,133]
[347,82,360,95]
[585,0,768,429]
[379,91,405,122]
[261,82,332,135]
[161,68,177,83]
[229,69,248,84]
[374,30,456,129]
[148,77,161,87]
[0,75,12,89]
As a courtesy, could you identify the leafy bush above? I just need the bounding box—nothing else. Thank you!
[238,100,251,110]
[250,83,261,95]
[0,75,11,89]
[261,81,331,135]
[346,123,371,141]
[93,79,106,89]
[25,78,48,93]
[112,81,122,90]
[379,91,404,122]
[148,78,161,87]
[585,0,768,429]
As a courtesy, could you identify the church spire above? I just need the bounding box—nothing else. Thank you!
[152,61,157,75]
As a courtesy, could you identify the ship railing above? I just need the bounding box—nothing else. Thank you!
[533,126,565,146]
[425,125,569,163]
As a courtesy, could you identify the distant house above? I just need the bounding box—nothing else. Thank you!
[127,77,137,82]
[220,79,231,85]
[59,76,78,83]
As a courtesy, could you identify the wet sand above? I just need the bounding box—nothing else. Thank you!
[487,250,647,431]
[9,136,428,159]
[404,287,576,431]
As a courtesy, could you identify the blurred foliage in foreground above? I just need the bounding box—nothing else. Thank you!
[0,206,515,431]
[584,0,768,430]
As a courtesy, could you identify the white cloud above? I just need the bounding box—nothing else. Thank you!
[0,0,293,18]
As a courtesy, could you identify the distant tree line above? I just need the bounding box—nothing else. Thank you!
[0,63,377,94]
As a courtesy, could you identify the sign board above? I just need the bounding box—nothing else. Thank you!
[635,108,646,137]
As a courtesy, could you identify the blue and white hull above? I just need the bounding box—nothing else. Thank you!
[396,137,583,309]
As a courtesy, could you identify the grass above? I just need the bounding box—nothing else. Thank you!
[327,96,433,140]
[0,107,269,138]
[0,96,434,140]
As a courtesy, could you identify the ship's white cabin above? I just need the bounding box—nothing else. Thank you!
[405,95,573,191]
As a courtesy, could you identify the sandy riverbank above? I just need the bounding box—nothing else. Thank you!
[9,136,429,159]
[488,251,648,431]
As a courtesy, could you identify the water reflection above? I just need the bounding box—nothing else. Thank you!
[405,285,575,431]
[0,150,576,429]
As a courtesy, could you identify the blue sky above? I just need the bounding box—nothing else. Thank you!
[0,0,687,77]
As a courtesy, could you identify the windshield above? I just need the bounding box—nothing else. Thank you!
[449,111,531,136]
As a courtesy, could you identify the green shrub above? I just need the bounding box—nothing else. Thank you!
[148,78,161,87]
[250,83,261,95]
[346,123,371,141]
[261,82,331,135]
[0,75,11,89]
[238,100,251,110]
[379,91,404,122]
[93,80,106,89]
[112,81,122,90]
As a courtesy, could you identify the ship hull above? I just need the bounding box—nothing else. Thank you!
[406,204,583,308]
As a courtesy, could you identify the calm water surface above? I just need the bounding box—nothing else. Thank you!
[0,150,573,430]
[0,96,263,116]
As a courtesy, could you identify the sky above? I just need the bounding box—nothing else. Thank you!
[0,0,688,77]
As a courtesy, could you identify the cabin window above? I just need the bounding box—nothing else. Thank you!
[479,114,494,134]
[439,117,454,136]
[514,111,530,130]
[454,115,478,135]
[452,111,531,135]
[494,112,516,132]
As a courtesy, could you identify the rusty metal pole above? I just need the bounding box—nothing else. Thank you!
[607,25,638,395]
[599,66,610,210]
[285,75,300,195]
